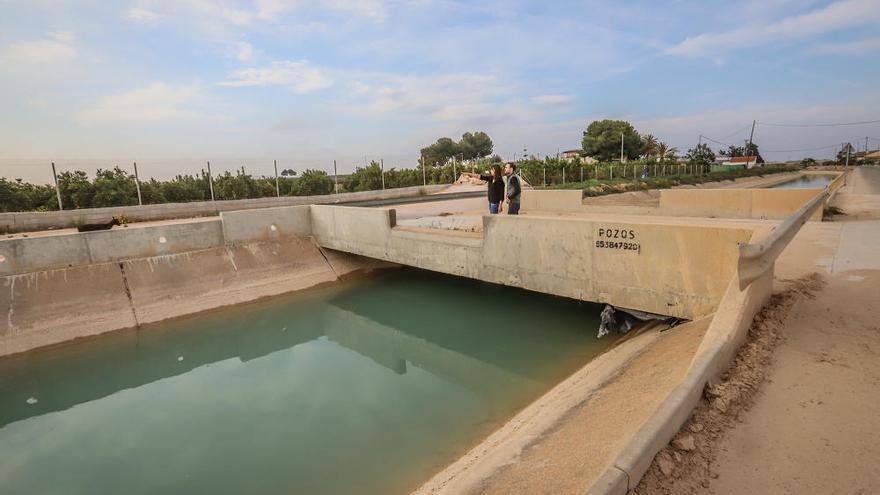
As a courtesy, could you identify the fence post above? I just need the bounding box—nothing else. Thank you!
[543,167,546,186]
[380,158,385,190]
[421,156,426,186]
[333,159,339,194]
[562,167,565,185]
[610,165,613,180]
[51,162,64,210]
[133,161,143,205]
[581,167,584,182]
[274,159,280,197]
[206,161,215,201]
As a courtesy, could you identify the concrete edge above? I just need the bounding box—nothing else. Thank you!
[412,329,662,495]
[584,271,772,493]
[584,466,628,495]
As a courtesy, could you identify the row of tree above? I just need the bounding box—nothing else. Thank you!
[420,131,494,166]
[578,119,774,168]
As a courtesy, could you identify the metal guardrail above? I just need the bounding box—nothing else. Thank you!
[737,188,829,289]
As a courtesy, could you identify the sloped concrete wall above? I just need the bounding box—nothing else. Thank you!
[659,188,824,220]
[0,205,387,357]
[220,205,312,245]
[0,220,224,276]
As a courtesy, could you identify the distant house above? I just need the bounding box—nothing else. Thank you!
[730,156,761,168]
[561,149,597,164]
[861,150,880,163]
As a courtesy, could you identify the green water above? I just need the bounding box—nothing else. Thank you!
[0,269,608,495]
[770,174,836,189]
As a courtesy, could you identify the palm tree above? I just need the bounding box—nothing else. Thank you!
[642,134,658,159]
[657,141,669,162]
[664,146,679,162]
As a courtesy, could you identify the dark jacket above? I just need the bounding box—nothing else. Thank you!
[480,175,505,204]
[506,174,521,203]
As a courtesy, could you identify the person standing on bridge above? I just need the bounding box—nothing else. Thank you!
[504,162,521,215]
[463,163,505,214]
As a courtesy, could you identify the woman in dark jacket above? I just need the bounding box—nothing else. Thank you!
[465,164,505,214]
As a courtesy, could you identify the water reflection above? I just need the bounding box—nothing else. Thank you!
[770,174,836,189]
[0,269,606,495]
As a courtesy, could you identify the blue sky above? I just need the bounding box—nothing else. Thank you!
[2,0,880,182]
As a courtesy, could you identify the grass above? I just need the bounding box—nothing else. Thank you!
[535,166,795,197]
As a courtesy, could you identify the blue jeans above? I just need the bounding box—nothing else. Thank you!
[507,202,520,215]
[489,202,499,214]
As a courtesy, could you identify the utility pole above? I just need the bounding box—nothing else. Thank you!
[133,162,143,205]
[333,160,339,194]
[747,119,756,166]
[380,158,385,189]
[273,160,280,197]
[206,161,215,201]
[51,162,63,210]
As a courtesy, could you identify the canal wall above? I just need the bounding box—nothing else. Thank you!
[522,173,844,220]
[0,210,391,356]
[0,184,453,234]
[658,188,825,220]
[309,205,754,319]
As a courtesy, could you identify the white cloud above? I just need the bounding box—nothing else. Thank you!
[666,0,880,56]
[336,72,535,126]
[235,41,254,61]
[255,0,386,21]
[219,60,332,92]
[2,32,76,63]
[532,95,573,105]
[127,8,162,23]
[221,6,254,25]
[815,37,880,54]
[77,82,202,125]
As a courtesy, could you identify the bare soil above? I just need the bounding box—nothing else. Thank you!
[635,274,825,494]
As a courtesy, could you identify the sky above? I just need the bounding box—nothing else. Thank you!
[2,0,880,183]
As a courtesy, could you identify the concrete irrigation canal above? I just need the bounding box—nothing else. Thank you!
[0,167,872,494]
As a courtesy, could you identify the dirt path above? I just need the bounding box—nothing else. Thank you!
[636,167,880,494]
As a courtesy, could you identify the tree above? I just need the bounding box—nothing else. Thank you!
[344,161,384,191]
[801,158,817,166]
[293,169,334,196]
[686,143,716,165]
[57,170,95,209]
[421,137,460,166]
[92,167,138,207]
[641,134,658,159]
[582,120,642,162]
[837,143,855,164]
[724,143,761,158]
[459,131,493,159]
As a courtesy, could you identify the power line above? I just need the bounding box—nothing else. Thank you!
[762,143,842,153]
[700,135,736,147]
[757,119,880,128]
[718,124,753,141]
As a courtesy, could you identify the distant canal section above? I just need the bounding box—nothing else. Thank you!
[768,173,837,189]
[0,269,612,495]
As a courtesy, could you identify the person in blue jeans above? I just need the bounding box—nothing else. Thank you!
[464,163,505,214]
[504,162,521,215]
